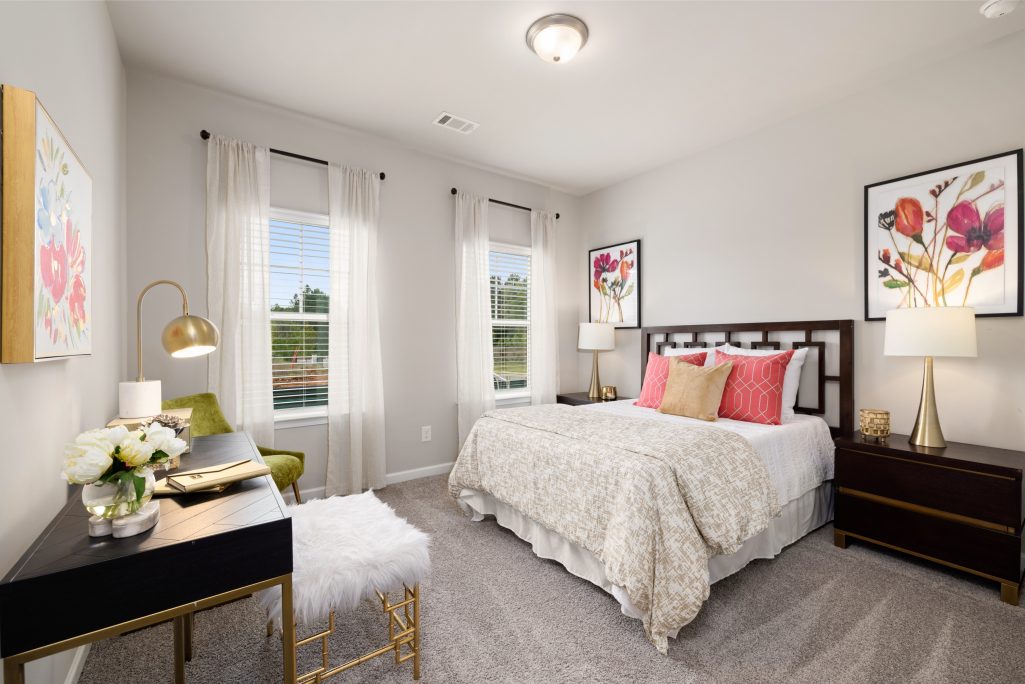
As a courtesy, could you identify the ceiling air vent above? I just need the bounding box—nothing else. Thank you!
[433,111,479,135]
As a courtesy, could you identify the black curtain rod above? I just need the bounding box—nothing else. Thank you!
[450,187,559,220]
[200,130,385,180]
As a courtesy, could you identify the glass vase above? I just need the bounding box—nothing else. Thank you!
[82,469,156,519]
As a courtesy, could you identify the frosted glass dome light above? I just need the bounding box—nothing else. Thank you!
[526,14,589,64]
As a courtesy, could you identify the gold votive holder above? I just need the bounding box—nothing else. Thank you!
[859,408,891,442]
[600,385,618,401]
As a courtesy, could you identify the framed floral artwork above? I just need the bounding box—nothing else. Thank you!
[589,239,641,328]
[865,149,1023,321]
[2,84,92,362]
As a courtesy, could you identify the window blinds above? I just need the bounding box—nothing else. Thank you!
[489,247,530,394]
[269,214,330,412]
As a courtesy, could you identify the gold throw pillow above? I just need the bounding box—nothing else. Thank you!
[658,360,733,421]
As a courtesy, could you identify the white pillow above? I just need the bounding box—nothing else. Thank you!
[665,346,716,366]
[715,343,809,422]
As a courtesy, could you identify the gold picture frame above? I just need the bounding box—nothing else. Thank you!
[2,84,93,362]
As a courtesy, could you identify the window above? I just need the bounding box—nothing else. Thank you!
[269,209,330,418]
[489,243,531,399]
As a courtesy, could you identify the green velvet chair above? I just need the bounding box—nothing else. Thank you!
[162,393,305,503]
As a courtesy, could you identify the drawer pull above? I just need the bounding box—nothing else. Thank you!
[838,487,1014,533]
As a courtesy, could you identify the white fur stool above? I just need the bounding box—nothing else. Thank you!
[259,491,430,682]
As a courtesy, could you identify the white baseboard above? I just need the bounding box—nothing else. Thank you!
[386,461,454,485]
[281,462,454,504]
[65,645,90,684]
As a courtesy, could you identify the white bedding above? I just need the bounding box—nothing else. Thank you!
[580,399,835,505]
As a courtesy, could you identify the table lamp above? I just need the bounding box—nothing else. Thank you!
[884,306,977,448]
[578,322,615,401]
[118,280,220,418]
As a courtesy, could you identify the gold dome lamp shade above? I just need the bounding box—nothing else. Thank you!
[118,280,220,418]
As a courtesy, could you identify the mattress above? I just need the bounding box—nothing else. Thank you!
[580,399,835,506]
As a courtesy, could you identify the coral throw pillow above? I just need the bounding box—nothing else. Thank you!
[635,351,707,409]
[716,349,795,425]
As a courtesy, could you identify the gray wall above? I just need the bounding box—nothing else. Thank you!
[125,70,580,495]
[577,30,1025,451]
[0,2,126,682]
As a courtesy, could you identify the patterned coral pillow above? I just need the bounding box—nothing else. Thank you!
[715,349,795,425]
[634,351,708,409]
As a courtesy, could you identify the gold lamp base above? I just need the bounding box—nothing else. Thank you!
[909,356,946,449]
[588,350,602,401]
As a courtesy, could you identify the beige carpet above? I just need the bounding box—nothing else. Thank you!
[79,475,1025,683]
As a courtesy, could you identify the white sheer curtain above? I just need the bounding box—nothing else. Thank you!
[326,164,386,495]
[529,209,559,405]
[205,135,275,446]
[455,192,495,447]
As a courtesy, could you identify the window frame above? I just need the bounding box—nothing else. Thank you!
[488,241,532,404]
[269,207,331,425]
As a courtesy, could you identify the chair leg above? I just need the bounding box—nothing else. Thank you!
[291,481,302,504]
[411,583,421,681]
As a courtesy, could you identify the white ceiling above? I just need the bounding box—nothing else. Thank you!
[108,1,1025,195]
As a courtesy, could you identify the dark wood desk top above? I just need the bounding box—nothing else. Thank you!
[0,432,292,657]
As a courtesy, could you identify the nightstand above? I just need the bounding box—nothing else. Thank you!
[834,432,1025,605]
[555,392,628,406]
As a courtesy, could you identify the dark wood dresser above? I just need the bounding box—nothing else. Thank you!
[834,432,1025,604]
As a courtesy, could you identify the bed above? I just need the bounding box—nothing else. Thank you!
[449,320,854,653]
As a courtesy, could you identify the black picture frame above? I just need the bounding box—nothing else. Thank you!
[864,148,1023,321]
[588,239,641,329]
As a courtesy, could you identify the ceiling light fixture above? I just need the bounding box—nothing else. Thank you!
[979,0,1018,18]
[526,14,588,64]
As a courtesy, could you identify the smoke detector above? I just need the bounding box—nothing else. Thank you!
[433,112,479,135]
[980,0,1018,18]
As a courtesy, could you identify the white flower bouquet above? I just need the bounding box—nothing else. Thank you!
[63,424,187,518]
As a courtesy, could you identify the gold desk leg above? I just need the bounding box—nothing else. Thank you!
[1001,582,1020,606]
[281,574,297,684]
[834,530,849,549]
[184,612,194,662]
[173,615,187,684]
[4,658,25,684]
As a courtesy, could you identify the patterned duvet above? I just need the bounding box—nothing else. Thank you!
[448,404,780,653]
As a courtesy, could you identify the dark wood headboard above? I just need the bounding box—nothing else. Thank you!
[641,320,855,436]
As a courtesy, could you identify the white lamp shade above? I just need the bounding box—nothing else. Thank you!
[884,307,977,358]
[578,322,615,351]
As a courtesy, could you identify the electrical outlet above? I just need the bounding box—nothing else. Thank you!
[421,425,432,442]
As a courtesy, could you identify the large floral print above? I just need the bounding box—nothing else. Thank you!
[589,239,641,328]
[33,102,92,357]
[866,150,1022,320]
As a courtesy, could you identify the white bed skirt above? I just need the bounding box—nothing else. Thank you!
[457,483,833,634]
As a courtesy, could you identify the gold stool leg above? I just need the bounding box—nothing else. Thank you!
[411,583,421,681]
[184,612,194,662]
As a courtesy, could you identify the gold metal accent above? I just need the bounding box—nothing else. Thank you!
[600,385,617,401]
[910,356,945,448]
[1,573,296,684]
[838,487,1014,533]
[588,350,602,400]
[283,583,421,683]
[836,528,1025,601]
[136,279,220,381]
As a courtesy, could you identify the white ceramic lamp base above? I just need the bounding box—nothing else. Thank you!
[119,380,162,419]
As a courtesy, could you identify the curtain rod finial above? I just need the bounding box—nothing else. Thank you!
[556,213,561,219]
[200,130,210,140]
[451,187,457,195]
[379,172,386,180]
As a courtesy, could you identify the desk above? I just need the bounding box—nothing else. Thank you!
[0,432,296,683]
